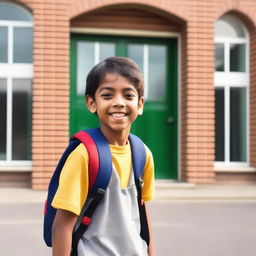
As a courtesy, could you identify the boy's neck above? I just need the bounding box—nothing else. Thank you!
[99,126,130,146]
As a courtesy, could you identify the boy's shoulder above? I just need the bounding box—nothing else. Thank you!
[143,143,153,158]
[71,143,89,160]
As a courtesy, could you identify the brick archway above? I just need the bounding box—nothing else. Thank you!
[68,0,188,22]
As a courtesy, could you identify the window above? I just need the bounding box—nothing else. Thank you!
[214,15,248,167]
[0,2,33,165]
[76,38,167,101]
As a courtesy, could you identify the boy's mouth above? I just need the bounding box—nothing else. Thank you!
[109,112,128,119]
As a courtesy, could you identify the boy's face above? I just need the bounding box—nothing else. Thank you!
[86,73,144,136]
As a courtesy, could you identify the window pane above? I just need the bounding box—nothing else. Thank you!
[13,27,33,63]
[0,3,32,21]
[77,42,94,96]
[230,87,247,162]
[230,44,246,72]
[215,16,246,38]
[77,41,116,95]
[0,26,8,63]
[128,44,167,101]
[215,44,224,71]
[215,88,225,161]
[148,45,166,101]
[128,44,144,73]
[12,79,32,160]
[0,79,7,160]
[99,42,115,61]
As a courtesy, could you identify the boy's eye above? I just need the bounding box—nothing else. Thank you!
[101,93,112,98]
[125,93,136,99]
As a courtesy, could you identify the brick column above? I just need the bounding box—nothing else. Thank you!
[32,1,70,189]
[181,3,215,183]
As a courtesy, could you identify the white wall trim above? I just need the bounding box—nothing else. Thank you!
[0,64,33,77]
[215,166,256,173]
[0,161,32,172]
[71,27,180,38]
[0,21,32,26]
[6,78,12,161]
[143,44,149,99]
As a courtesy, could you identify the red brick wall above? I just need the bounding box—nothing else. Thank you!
[13,0,256,189]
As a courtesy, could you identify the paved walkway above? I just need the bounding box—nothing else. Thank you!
[1,183,256,203]
[1,184,256,256]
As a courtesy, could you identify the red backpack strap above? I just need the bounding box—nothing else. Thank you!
[71,130,99,191]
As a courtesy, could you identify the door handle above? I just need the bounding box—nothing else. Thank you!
[166,117,174,124]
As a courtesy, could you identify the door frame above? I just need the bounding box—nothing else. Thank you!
[70,28,182,181]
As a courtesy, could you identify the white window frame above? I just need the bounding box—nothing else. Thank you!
[0,14,33,169]
[214,17,250,170]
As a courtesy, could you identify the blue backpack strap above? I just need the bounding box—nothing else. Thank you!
[129,133,150,246]
[85,128,112,194]
[129,133,146,180]
[43,139,81,247]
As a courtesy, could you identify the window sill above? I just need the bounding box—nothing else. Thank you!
[0,161,32,172]
[215,166,256,173]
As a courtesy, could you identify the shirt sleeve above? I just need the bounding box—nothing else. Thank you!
[51,145,89,216]
[142,144,155,201]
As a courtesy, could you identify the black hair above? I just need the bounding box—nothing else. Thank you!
[85,57,144,99]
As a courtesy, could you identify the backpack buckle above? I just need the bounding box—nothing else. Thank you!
[95,188,105,201]
[81,216,91,226]
[139,178,144,188]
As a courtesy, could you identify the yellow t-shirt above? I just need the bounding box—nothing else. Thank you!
[52,142,155,216]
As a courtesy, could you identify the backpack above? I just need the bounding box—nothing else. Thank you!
[43,128,149,254]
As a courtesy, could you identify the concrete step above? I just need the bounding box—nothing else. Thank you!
[155,180,196,189]
[155,182,256,201]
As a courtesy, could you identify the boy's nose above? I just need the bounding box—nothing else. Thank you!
[113,96,125,107]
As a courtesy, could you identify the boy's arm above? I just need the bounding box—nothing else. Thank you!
[145,203,157,256]
[52,209,78,256]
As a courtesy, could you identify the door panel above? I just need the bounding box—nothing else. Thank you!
[70,35,178,179]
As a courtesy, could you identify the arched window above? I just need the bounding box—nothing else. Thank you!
[0,2,33,167]
[214,15,248,168]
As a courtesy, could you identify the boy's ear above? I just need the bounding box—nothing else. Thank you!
[138,97,144,115]
[85,95,97,113]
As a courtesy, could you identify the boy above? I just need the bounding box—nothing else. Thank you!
[51,57,155,256]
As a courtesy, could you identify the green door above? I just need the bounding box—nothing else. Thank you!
[70,34,178,179]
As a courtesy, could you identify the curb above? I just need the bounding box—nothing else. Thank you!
[1,184,256,203]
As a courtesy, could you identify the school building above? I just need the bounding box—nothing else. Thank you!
[1,0,256,189]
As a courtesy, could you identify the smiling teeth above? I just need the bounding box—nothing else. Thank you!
[112,113,125,117]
